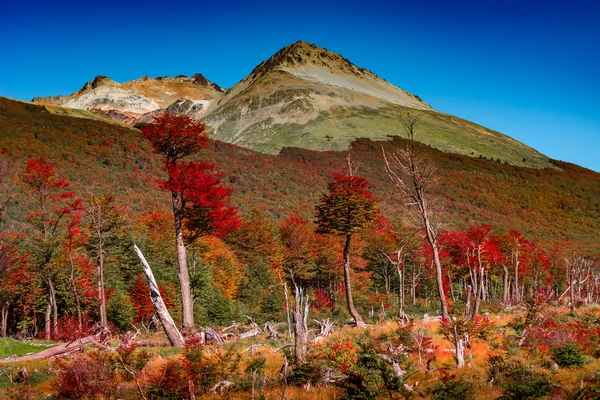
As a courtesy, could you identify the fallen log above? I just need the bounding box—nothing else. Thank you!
[239,328,261,340]
[210,380,233,394]
[203,327,225,345]
[1,335,97,363]
[264,321,279,339]
[241,344,264,354]
[133,339,171,347]
[377,354,405,378]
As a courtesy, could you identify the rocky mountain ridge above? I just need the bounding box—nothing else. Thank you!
[30,41,552,168]
[33,74,223,124]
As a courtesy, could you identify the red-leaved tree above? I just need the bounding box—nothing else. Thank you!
[21,158,79,339]
[141,113,239,331]
[315,161,378,328]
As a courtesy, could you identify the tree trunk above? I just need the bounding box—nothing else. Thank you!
[1,303,8,337]
[454,325,465,369]
[279,273,293,339]
[293,283,309,364]
[48,275,58,339]
[342,234,366,327]
[134,244,185,346]
[464,285,472,319]
[45,301,51,340]
[513,248,520,303]
[472,261,484,319]
[569,261,575,315]
[98,239,107,328]
[397,263,404,316]
[172,193,194,332]
[429,238,449,319]
[411,269,417,305]
[68,252,83,331]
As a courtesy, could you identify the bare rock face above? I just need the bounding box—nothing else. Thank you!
[31,95,68,106]
[32,74,222,124]
[136,98,212,124]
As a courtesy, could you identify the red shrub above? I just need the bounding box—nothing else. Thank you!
[312,289,333,311]
[55,315,95,341]
[54,351,114,399]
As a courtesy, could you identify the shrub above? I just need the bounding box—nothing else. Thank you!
[289,361,326,387]
[488,355,552,399]
[147,358,188,399]
[551,343,585,368]
[55,315,95,341]
[336,337,408,400]
[54,351,115,399]
[107,293,136,332]
[181,335,240,395]
[430,371,473,400]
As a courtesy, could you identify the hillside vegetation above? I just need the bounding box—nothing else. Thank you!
[1,97,599,399]
[0,97,598,251]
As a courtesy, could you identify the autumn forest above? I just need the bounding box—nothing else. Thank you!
[0,98,600,399]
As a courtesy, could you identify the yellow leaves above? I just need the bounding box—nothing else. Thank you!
[196,236,243,300]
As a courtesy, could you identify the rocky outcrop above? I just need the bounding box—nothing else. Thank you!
[136,99,213,123]
[31,95,68,106]
[32,74,222,124]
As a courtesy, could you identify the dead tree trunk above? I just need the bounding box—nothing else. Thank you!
[264,321,279,339]
[454,324,465,369]
[1,335,98,363]
[98,239,107,327]
[464,285,472,320]
[383,116,449,320]
[293,283,309,364]
[279,272,293,338]
[133,244,184,346]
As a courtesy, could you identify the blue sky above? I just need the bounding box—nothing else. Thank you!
[1,0,598,171]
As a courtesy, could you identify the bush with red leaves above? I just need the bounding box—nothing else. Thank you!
[53,351,114,399]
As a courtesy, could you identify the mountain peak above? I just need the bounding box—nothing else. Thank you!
[248,41,369,80]
[77,75,118,93]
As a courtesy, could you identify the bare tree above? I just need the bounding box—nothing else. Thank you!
[383,112,449,319]
[566,253,594,314]
[292,279,309,364]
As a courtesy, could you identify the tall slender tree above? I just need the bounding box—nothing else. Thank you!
[315,158,378,328]
[21,158,79,339]
[141,113,239,331]
[83,193,123,328]
[383,112,449,319]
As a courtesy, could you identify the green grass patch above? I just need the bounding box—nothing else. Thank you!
[0,338,55,358]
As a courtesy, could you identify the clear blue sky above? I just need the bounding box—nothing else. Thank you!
[1,0,598,171]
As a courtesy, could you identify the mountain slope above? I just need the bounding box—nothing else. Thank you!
[29,41,553,169]
[202,42,553,168]
[1,97,598,252]
[33,74,223,124]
